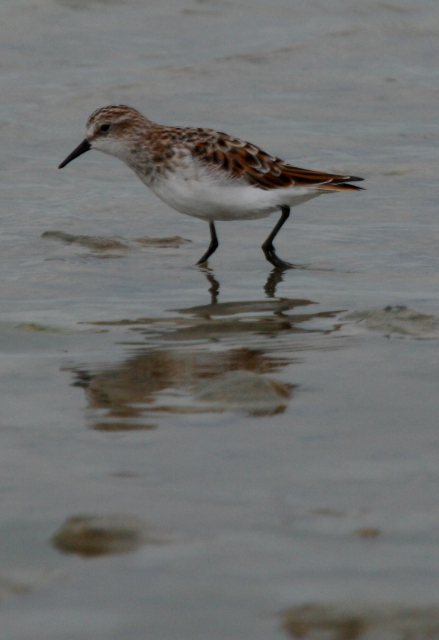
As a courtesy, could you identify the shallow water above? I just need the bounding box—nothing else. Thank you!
[2,0,439,638]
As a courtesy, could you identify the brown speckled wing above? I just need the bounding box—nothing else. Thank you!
[187,130,363,191]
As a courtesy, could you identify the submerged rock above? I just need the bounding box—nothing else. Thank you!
[135,235,191,247]
[42,230,129,251]
[51,514,168,557]
[346,305,439,338]
[282,603,439,639]
[194,369,293,416]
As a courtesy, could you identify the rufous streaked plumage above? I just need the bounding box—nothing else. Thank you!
[59,105,363,268]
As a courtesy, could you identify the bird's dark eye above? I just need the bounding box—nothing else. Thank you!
[100,124,111,132]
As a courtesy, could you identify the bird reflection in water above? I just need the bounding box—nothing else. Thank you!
[70,269,343,431]
[198,266,288,306]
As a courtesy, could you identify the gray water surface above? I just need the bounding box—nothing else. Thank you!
[2,1,439,638]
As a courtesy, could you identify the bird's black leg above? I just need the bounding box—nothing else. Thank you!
[261,206,294,269]
[196,221,219,265]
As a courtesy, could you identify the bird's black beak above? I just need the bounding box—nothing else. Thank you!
[58,139,91,169]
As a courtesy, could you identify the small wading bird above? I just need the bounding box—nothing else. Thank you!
[59,105,363,268]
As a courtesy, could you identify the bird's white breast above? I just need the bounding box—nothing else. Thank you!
[131,151,323,222]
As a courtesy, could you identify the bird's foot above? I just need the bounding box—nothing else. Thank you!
[262,246,295,269]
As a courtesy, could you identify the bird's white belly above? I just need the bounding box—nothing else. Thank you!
[137,170,322,222]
